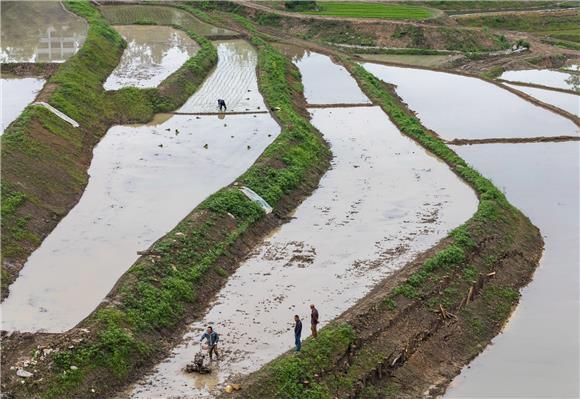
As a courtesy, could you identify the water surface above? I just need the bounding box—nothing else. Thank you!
[505,83,579,117]
[1,1,87,63]
[1,77,45,134]
[276,45,370,105]
[363,63,578,140]
[103,25,200,90]
[126,105,477,398]
[500,69,579,92]
[100,4,236,37]
[1,41,280,333]
[446,142,580,398]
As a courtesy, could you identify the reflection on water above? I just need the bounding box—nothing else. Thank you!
[0,1,87,63]
[363,63,579,140]
[1,39,280,334]
[103,25,200,90]
[1,78,45,134]
[500,68,580,92]
[447,142,580,398]
[276,44,370,105]
[505,83,580,117]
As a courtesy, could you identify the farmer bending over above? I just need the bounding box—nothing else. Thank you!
[200,326,220,360]
[217,99,227,112]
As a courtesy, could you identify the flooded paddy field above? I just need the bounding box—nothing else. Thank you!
[504,83,579,117]
[123,53,476,399]
[100,4,236,37]
[356,53,462,68]
[500,68,580,92]
[446,142,579,398]
[103,25,200,90]
[362,63,579,140]
[0,77,45,134]
[1,40,279,333]
[0,1,87,63]
[289,50,371,104]
[179,40,266,113]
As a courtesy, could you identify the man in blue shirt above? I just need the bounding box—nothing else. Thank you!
[294,315,302,352]
[200,326,220,360]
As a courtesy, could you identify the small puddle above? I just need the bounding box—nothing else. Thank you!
[504,83,579,117]
[446,142,579,398]
[500,68,580,92]
[0,1,87,63]
[125,53,476,397]
[99,4,236,37]
[1,77,45,134]
[103,25,200,90]
[1,41,280,333]
[363,63,579,140]
[276,44,371,105]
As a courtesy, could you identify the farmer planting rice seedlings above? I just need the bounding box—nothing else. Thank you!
[1,1,578,398]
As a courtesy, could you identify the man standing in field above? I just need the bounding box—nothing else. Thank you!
[310,304,319,338]
[294,315,302,352]
[200,326,220,360]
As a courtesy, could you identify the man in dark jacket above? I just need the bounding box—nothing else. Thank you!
[217,99,227,112]
[310,304,319,338]
[294,315,302,352]
[200,326,220,360]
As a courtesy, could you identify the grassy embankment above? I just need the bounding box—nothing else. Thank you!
[456,8,580,50]
[190,0,509,52]
[0,0,216,297]
[2,13,332,399]
[224,58,542,399]
[299,2,436,20]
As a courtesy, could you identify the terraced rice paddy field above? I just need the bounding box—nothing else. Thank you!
[299,2,437,20]
[1,1,579,399]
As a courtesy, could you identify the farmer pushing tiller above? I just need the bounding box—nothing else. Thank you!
[185,325,219,374]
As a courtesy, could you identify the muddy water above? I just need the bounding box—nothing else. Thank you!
[500,69,580,92]
[1,77,45,134]
[276,45,370,104]
[363,63,579,140]
[126,106,477,398]
[505,83,579,117]
[103,26,200,90]
[99,5,236,37]
[178,40,265,113]
[0,1,87,63]
[446,142,579,398]
[1,41,280,333]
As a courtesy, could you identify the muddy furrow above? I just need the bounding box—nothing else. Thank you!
[179,41,266,113]
[1,40,280,334]
[122,51,476,399]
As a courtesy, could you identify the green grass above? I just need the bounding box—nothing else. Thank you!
[16,12,330,397]
[419,1,573,13]
[301,2,435,20]
[0,1,217,294]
